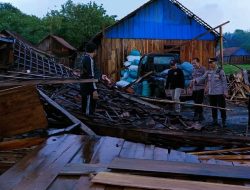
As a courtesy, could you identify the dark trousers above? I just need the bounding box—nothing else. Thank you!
[209,95,226,121]
[81,92,96,116]
[192,89,204,116]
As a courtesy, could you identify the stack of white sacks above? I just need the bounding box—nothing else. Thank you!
[116,49,141,88]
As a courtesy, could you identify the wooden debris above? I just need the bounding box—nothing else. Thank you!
[108,157,250,180]
[228,71,250,102]
[0,77,98,87]
[141,96,232,111]
[0,137,45,151]
[92,172,250,190]
[38,89,97,137]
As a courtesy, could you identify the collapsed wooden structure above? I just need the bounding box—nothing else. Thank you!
[0,2,249,188]
[1,135,250,190]
[0,30,75,78]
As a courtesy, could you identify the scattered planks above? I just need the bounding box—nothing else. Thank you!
[92,172,250,190]
[38,89,97,137]
[0,86,47,137]
[108,157,250,180]
[228,71,250,101]
[0,137,45,151]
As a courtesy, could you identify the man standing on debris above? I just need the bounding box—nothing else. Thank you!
[79,42,110,116]
[191,58,206,121]
[194,58,228,127]
[165,60,185,113]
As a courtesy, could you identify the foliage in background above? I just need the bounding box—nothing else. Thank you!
[224,30,250,52]
[0,1,116,47]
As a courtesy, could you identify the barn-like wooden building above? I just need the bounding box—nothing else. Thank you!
[217,47,250,64]
[93,0,219,78]
[37,35,77,68]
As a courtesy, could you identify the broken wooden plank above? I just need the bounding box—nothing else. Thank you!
[90,137,124,164]
[119,92,161,110]
[108,157,250,180]
[60,163,108,175]
[48,123,80,136]
[9,135,83,190]
[38,89,97,137]
[190,147,250,155]
[199,155,250,161]
[121,71,153,90]
[0,137,45,151]
[141,96,232,111]
[92,172,250,190]
[0,78,98,87]
[0,135,68,190]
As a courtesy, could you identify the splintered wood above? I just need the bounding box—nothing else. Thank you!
[228,71,250,102]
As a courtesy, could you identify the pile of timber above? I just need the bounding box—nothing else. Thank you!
[190,146,250,167]
[228,71,250,102]
[40,83,250,147]
[1,134,250,189]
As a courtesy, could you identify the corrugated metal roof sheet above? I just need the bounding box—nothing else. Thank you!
[105,0,217,41]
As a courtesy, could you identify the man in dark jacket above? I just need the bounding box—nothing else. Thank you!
[79,42,109,116]
[165,60,185,113]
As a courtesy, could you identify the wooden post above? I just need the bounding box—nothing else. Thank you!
[220,26,224,68]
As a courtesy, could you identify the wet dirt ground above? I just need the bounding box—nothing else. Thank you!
[181,97,249,136]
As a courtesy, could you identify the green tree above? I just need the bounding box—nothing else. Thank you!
[43,0,116,47]
[0,3,47,44]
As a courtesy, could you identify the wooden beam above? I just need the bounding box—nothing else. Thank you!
[0,78,98,87]
[165,21,230,54]
[141,96,232,111]
[190,147,250,155]
[108,157,250,180]
[92,172,250,190]
[121,71,153,90]
[60,163,108,175]
[38,89,97,137]
[119,92,161,109]
[0,137,45,151]
[199,155,250,161]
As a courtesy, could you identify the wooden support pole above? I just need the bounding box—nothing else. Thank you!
[122,71,153,90]
[165,21,230,54]
[140,96,232,111]
[220,26,224,68]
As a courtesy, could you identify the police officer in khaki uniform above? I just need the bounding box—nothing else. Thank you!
[194,58,228,127]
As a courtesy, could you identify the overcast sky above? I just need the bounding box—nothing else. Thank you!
[1,0,249,33]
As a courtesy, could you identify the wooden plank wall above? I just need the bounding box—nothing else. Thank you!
[98,38,216,80]
[0,86,48,137]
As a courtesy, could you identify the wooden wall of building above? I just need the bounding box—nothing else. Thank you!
[0,86,47,137]
[97,38,216,80]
